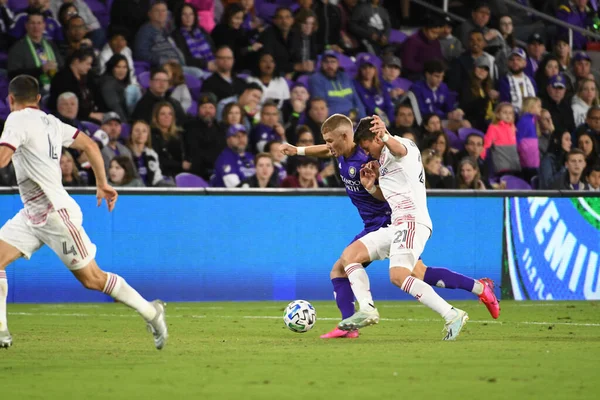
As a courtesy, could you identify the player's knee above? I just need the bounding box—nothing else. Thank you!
[330,259,346,279]
[390,268,411,288]
[75,264,106,291]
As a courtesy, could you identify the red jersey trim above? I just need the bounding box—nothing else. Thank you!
[0,142,16,151]
[72,130,80,139]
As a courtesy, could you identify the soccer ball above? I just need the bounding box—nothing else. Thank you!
[283,300,316,333]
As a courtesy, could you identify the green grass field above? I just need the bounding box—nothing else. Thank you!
[2,300,600,400]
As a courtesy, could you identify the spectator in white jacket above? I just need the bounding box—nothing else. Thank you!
[572,78,599,128]
[99,26,139,86]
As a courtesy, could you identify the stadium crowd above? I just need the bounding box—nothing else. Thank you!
[0,0,599,191]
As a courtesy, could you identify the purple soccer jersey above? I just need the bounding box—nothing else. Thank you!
[250,123,280,153]
[210,147,256,187]
[338,146,391,242]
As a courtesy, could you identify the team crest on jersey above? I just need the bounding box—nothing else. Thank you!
[349,166,356,177]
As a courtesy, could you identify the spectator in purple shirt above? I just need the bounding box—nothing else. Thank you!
[557,0,594,50]
[250,100,287,153]
[399,16,444,81]
[211,124,256,187]
[353,53,394,125]
[410,59,470,132]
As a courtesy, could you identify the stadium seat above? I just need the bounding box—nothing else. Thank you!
[138,71,150,89]
[389,29,408,45]
[501,175,532,190]
[356,52,382,70]
[444,128,462,150]
[184,74,203,100]
[8,0,27,11]
[82,121,99,134]
[85,0,110,28]
[175,173,209,188]
[134,61,151,78]
[391,77,413,92]
[530,175,539,189]
[187,100,198,116]
[120,123,131,141]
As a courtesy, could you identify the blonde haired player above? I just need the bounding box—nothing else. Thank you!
[337,115,469,340]
[0,75,167,349]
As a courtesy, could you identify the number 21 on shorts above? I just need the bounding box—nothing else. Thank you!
[393,222,416,250]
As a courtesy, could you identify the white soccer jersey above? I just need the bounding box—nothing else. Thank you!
[377,136,433,231]
[0,108,80,225]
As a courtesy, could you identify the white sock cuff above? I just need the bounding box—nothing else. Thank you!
[103,273,122,295]
[344,263,363,276]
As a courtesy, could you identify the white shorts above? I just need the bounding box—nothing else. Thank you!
[0,208,97,270]
[359,221,431,270]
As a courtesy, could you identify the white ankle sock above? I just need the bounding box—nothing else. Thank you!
[0,270,7,332]
[472,280,484,295]
[401,276,453,320]
[344,263,376,312]
[103,273,156,321]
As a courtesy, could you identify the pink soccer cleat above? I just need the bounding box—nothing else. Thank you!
[320,327,359,339]
[478,278,500,319]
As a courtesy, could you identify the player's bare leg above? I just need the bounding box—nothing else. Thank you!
[71,260,168,350]
[0,240,22,348]
[321,259,359,339]
[337,241,380,331]
[391,266,469,341]
[412,260,500,319]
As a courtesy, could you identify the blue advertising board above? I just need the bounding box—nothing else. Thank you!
[0,193,503,303]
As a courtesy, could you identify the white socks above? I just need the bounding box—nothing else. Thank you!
[103,273,156,321]
[401,276,454,321]
[472,280,484,295]
[0,270,7,332]
[344,263,376,312]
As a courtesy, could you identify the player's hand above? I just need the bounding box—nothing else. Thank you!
[280,143,298,156]
[96,183,118,212]
[369,115,388,138]
[360,165,376,190]
[365,160,380,178]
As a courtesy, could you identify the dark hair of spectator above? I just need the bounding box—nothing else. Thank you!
[456,157,482,189]
[215,45,234,55]
[472,1,491,12]
[221,3,244,26]
[175,3,199,29]
[535,55,561,89]
[26,9,44,23]
[567,147,586,161]
[104,54,131,85]
[67,47,95,66]
[308,96,327,110]
[128,120,153,148]
[262,100,279,112]
[294,8,318,33]
[588,163,600,175]
[164,61,185,86]
[57,3,78,26]
[110,156,137,185]
[253,51,281,78]
[469,28,485,38]
[107,25,130,41]
[423,59,446,75]
[546,131,570,165]
[8,75,39,104]
[150,0,168,11]
[395,103,413,116]
[264,140,282,153]
[496,14,516,47]
[425,130,451,162]
[577,131,599,158]
[469,66,492,97]
[255,152,274,165]
[586,105,600,119]
[66,14,85,30]
[245,81,264,93]
[150,67,168,80]
[296,125,313,138]
[297,156,319,168]
[421,113,441,133]
[274,6,292,19]
[466,133,484,145]
[357,61,382,91]
[354,117,376,143]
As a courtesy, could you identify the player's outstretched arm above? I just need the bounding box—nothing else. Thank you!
[0,144,14,168]
[370,115,407,158]
[281,143,332,158]
[70,133,118,212]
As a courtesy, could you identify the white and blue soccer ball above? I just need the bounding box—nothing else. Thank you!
[283,300,316,333]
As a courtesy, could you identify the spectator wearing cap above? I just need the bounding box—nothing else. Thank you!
[290,8,318,76]
[542,73,576,136]
[349,0,391,54]
[134,1,187,68]
[163,60,193,113]
[247,51,291,108]
[216,82,263,129]
[7,10,63,89]
[99,26,138,86]
[524,33,546,81]
[150,101,189,179]
[353,53,394,125]
[183,92,226,181]
[10,1,62,43]
[574,106,600,142]
[250,101,287,153]
[210,124,256,187]
[399,17,444,81]
[439,15,464,62]
[380,56,406,101]
[459,56,496,132]
[410,60,471,132]
[557,0,594,50]
[238,153,280,188]
[50,0,104,47]
[456,2,503,50]
[131,67,187,124]
[448,28,498,93]
[308,50,366,120]
[498,47,537,114]
[572,78,599,127]
[100,112,133,175]
[565,52,600,89]
[281,157,325,188]
[100,54,142,122]
[201,46,247,102]
[258,7,296,78]
[281,82,309,129]
[171,3,217,73]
